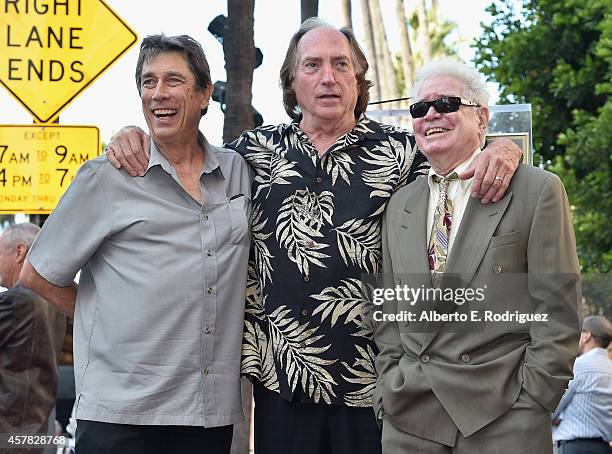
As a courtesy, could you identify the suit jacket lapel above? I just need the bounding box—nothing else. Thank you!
[420,189,513,351]
[444,190,513,283]
[398,177,431,284]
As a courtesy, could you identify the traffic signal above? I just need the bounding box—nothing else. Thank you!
[207,15,263,68]
[211,81,262,127]
[208,15,263,127]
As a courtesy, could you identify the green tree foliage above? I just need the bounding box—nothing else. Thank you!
[474,0,611,274]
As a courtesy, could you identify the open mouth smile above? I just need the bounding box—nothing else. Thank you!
[426,127,449,136]
[153,109,178,118]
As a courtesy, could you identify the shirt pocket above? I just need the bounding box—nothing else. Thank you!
[228,195,249,246]
[488,231,519,248]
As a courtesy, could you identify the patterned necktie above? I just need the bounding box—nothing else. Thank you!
[428,172,459,285]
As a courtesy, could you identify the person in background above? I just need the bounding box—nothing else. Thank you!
[0,223,66,454]
[553,315,612,454]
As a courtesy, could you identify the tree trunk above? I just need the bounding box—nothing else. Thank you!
[395,0,414,97]
[359,0,381,105]
[223,1,255,451]
[417,0,432,62]
[301,0,319,22]
[369,0,399,107]
[223,0,256,144]
[342,0,353,29]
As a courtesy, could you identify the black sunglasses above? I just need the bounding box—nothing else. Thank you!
[409,96,480,118]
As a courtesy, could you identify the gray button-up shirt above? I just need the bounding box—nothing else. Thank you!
[27,133,251,427]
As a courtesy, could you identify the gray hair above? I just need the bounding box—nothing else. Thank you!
[279,17,373,120]
[135,34,212,116]
[411,57,490,106]
[2,222,40,249]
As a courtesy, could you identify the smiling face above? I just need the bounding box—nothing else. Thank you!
[140,51,212,146]
[291,27,358,131]
[413,75,488,175]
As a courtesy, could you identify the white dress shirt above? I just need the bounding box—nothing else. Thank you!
[426,148,481,256]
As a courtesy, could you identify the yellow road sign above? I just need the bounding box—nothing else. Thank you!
[0,124,100,213]
[0,0,137,123]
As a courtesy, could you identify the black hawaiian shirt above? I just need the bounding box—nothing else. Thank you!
[226,114,428,407]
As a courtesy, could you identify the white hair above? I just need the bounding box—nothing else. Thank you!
[410,57,490,106]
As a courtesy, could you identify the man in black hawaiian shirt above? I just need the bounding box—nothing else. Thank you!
[106,18,521,454]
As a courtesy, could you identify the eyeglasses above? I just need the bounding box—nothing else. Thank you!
[409,96,480,118]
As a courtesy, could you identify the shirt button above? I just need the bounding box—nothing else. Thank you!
[461,354,471,363]
[203,368,209,375]
[420,355,430,363]
[303,276,310,282]
[313,208,321,216]
[201,213,208,221]
[207,287,214,294]
[207,249,214,256]
[301,309,308,316]
[306,240,315,248]
[316,176,323,184]
[493,264,502,274]
[204,327,211,334]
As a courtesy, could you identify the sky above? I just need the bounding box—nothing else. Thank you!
[0,0,496,145]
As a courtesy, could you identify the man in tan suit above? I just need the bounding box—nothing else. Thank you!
[374,58,581,453]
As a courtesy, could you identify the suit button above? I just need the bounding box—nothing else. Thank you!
[493,264,502,274]
[461,354,471,363]
[421,354,430,363]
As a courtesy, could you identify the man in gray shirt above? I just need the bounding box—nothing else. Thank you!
[19,34,250,454]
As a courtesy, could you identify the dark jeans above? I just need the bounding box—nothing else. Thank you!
[75,419,233,454]
[253,382,382,454]
[558,438,612,454]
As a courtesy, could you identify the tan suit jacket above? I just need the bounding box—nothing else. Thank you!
[374,165,581,445]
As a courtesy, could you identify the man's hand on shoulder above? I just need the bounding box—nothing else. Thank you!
[458,138,522,204]
[106,126,151,177]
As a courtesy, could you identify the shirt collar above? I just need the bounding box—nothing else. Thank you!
[582,347,608,358]
[146,131,223,179]
[286,113,386,146]
[428,147,481,193]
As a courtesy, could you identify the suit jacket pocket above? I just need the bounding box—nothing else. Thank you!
[468,333,531,361]
[489,231,519,248]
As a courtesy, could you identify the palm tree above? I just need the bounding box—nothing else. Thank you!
[223,0,256,143]
[342,0,353,29]
[301,0,319,22]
